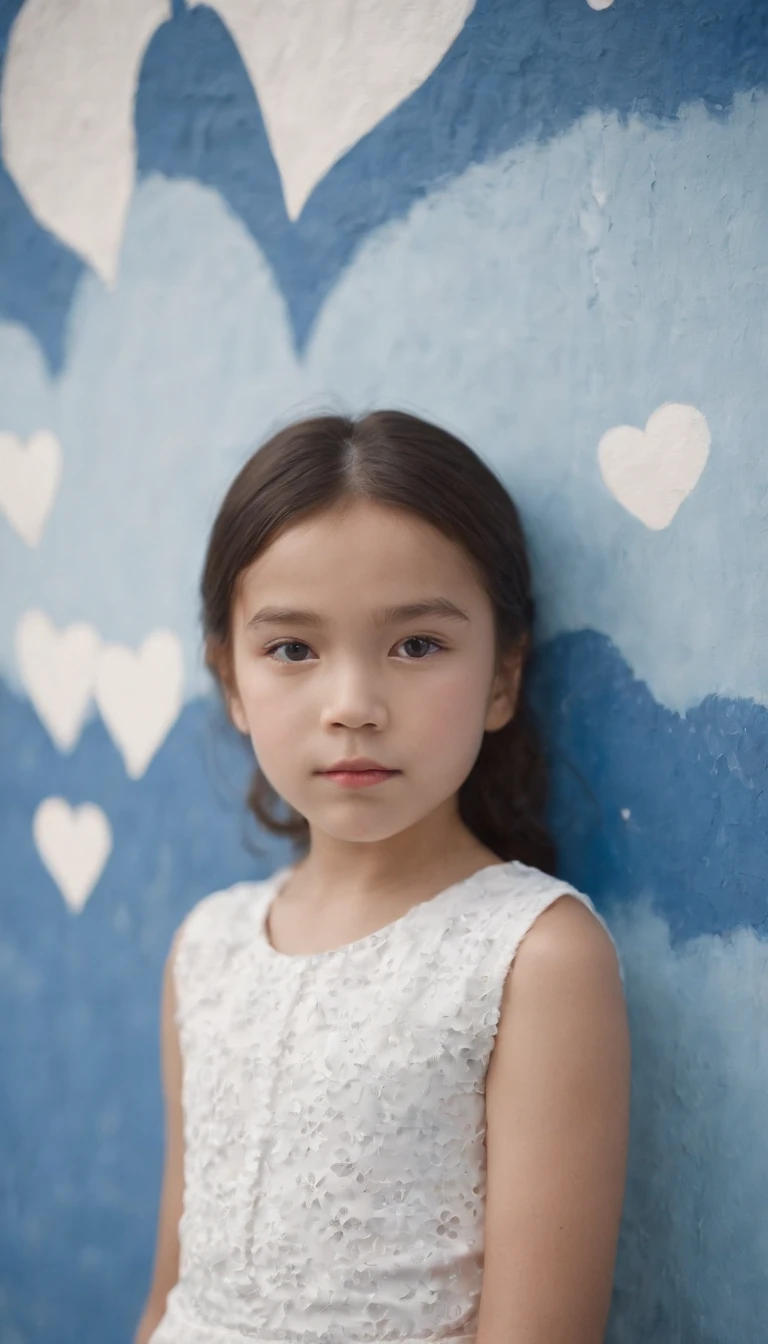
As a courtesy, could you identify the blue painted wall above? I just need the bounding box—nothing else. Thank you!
[0,2,766,1339]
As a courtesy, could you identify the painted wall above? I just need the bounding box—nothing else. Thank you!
[1,2,766,1340]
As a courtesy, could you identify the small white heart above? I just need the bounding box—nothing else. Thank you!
[598,403,711,530]
[33,797,112,913]
[15,610,101,751]
[93,630,184,779]
[0,429,62,546]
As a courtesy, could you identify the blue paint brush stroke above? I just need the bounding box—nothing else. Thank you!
[133,0,768,351]
[1,0,767,369]
[531,631,768,943]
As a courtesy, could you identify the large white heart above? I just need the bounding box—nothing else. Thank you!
[598,403,711,530]
[1,0,170,283]
[0,430,62,546]
[93,630,184,779]
[193,0,476,220]
[33,797,112,913]
[15,610,101,751]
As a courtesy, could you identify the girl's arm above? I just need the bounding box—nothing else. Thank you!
[476,895,630,1344]
[134,929,186,1344]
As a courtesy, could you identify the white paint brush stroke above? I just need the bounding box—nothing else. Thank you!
[93,630,184,779]
[191,0,475,219]
[1,0,171,283]
[33,797,112,913]
[0,429,62,545]
[598,403,711,530]
[15,610,101,751]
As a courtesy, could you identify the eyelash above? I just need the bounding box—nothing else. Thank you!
[263,635,446,665]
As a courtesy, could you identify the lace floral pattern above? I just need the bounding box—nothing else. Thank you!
[149,860,621,1343]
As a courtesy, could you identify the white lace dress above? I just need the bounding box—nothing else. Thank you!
[149,858,622,1344]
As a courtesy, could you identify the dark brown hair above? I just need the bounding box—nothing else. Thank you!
[200,409,556,875]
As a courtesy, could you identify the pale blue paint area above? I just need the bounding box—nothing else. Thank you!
[606,897,768,1342]
[0,91,766,717]
[0,322,53,425]
[0,179,297,719]
[312,91,768,713]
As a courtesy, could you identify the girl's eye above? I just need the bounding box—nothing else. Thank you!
[399,635,443,659]
[266,641,313,664]
[264,636,444,664]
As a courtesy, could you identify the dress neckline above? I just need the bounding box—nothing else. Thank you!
[256,859,516,963]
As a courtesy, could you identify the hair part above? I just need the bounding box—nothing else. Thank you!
[200,410,556,875]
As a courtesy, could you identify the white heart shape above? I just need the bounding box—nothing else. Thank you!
[93,630,184,779]
[0,429,62,546]
[598,403,711,530]
[15,610,101,751]
[194,0,476,219]
[33,797,112,913]
[1,0,170,282]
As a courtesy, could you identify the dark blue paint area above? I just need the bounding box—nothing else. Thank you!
[0,0,24,52]
[0,0,84,375]
[0,161,83,374]
[1,626,766,1337]
[531,630,768,943]
[0,680,290,1342]
[135,0,768,353]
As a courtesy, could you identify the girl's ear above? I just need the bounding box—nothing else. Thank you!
[485,642,526,733]
[227,690,249,737]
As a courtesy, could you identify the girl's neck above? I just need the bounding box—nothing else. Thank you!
[282,838,502,911]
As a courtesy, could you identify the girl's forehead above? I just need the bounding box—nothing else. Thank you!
[244,504,472,582]
[234,505,485,615]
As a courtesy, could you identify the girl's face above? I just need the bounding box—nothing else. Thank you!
[224,499,520,853]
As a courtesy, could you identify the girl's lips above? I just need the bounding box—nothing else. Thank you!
[321,769,399,788]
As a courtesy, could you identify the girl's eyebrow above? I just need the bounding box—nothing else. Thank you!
[247,598,471,631]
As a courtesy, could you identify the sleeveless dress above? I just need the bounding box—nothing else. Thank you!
[149,858,623,1344]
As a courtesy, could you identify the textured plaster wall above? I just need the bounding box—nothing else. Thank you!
[0,2,766,1341]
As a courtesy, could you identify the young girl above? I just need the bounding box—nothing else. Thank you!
[135,410,630,1344]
